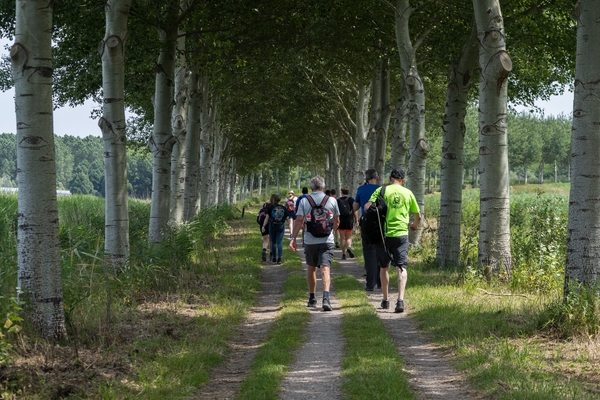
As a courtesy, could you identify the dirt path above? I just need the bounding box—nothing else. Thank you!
[193,231,480,399]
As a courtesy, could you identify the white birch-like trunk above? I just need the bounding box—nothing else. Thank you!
[395,0,429,245]
[265,170,270,196]
[436,22,478,268]
[367,74,381,169]
[199,77,213,208]
[473,0,512,275]
[11,0,66,340]
[276,168,280,195]
[354,85,371,187]
[258,172,263,197]
[296,167,301,190]
[565,0,600,293]
[148,25,177,243]
[184,70,201,220]
[249,173,254,198]
[374,58,392,178]
[169,32,188,223]
[390,82,409,171]
[99,0,132,268]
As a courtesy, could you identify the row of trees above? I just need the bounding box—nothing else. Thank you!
[1,0,594,340]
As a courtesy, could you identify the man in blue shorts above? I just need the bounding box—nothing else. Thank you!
[290,176,340,311]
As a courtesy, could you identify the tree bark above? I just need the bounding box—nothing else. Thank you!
[169,31,188,223]
[473,0,513,276]
[11,0,67,340]
[374,58,392,179]
[184,70,201,220]
[390,81,409,171]
[148,24,177,243]
[436,21,478,268]
[395,0,429,245]
[565,0,600,293]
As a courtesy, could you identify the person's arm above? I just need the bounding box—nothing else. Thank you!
[290,214,304,251]
[333,215,340,231]
[410,211,422,231]
[262,214,270,232]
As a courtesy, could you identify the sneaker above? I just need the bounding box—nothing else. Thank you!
[322,297,332,311]
[277,258,282,265]
[261,249,266,262]
[341,254,347,260]
[381,300,390,309]
[347,248,355,258]
[335,242,340,249]
[307,298,317,307]
[395,299,405,313]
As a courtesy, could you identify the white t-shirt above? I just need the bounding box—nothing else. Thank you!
[296,191,339,245]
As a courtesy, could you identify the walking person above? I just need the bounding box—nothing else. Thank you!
[354,169,382,291]
[262,194,288,264]
[290,176,340,311]
[330,189,340,248]
[337,187,357,260]
[259,194,275,261]
[365,168,421,313]
[285,190,297,239]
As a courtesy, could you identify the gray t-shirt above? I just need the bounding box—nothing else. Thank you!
[296,191,339,245]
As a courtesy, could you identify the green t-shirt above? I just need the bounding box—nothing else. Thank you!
[368,184,420,237]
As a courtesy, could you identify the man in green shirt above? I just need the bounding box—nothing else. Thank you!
[364,169,421,313]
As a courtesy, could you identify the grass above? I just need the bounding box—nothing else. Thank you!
[334,274,415,400]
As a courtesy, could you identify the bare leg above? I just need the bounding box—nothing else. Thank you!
[307,266,317,293]
[380,266,390,301]
[398,268,407,300]
[320,265,331,292]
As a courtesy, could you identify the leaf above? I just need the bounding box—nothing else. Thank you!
[3,319,12,329]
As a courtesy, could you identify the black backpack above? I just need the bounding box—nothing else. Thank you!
[270,204,286,224]
[305,195,333,238]
[359,186,387,245]
[257,203,268,226]
[337,197,352,217]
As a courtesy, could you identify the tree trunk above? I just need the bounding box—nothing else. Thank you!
[473,0,513,276]
[374,58,392,179]
[436,21,478,268]
[99,0,132,268]
[354,84,371,188]
[199,77,213,208]
[148,24,177,243]
[258,171,263,197]
[276,168,280,195]
[390,81,409,171]
[565,0,600,294]
[367,73,381,169]
[184,70,201,220]
[169,32,188,223]
[395,0,429,245]
[11,0,66,340]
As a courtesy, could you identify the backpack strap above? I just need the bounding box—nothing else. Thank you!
[306,195,317,208]
[320,195,330,206]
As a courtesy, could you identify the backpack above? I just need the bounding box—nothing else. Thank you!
[285,198,295,213]
[257,203,268,227]
[359,186,387,245]
[305,195,334,238]
[337,197,352,218]
[270,204,286,225]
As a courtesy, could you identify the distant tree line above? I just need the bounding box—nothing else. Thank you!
[0,133,152,198]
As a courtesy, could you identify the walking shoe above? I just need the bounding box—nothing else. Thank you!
[341,254,347,260]
[335,242,340,249]
[347,248,355,258]
[261,249,266,262]
[395,299,405,313]
[307,298,317,307]
[381,300,390,309]
[277,258,282,265]
[322,297,332,311]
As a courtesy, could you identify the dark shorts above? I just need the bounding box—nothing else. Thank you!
[304,242,335,268]
[383,236,409,269]
[338,216,354,230]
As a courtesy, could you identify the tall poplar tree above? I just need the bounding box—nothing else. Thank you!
[473,0,512,276]
[11,0,66,340]
[99,0,132,268]
[564,0,600,294]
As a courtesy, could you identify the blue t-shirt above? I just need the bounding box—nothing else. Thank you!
[354,183,380,214]
[295,194,308,211]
